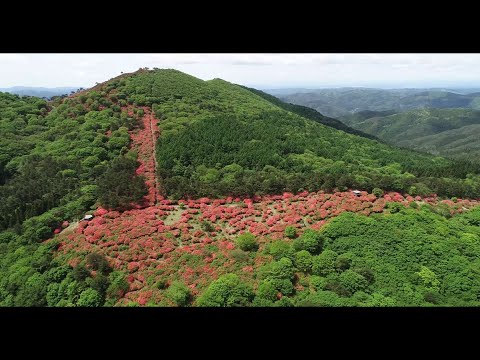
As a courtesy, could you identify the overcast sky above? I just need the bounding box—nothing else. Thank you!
[1,53,480,89]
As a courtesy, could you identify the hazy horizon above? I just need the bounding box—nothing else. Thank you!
[2,54,480,89]
[3,84,480,92]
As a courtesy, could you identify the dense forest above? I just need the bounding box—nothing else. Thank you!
[0,89,146,306]
[1,69,480,307]
[0,91,146,231]
[240,86,379,141]
[340,108,480,160]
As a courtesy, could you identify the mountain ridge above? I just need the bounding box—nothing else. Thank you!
[240,86,380,141]
[59,69,480,199]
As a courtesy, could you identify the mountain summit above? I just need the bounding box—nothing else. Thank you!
[93,69,479,199]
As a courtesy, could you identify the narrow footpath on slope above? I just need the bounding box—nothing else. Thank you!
[147,108,160,206]
[128,106,162,207]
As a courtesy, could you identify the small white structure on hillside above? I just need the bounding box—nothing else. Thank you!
[82,214,94,221]
[352,190,362,197]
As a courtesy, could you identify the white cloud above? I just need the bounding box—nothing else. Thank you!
[1,53,480,88]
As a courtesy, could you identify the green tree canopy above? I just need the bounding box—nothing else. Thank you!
[197,274,253,307]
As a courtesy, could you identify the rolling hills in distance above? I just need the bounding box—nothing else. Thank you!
[1,69,480,307]
[275,88,480,118]
[340,108,480,160]
[0,86,80,99]
[274,87,480,161]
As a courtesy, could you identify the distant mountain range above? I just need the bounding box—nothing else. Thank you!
[270,88,480,118]
[265,87,480,96]
[0,86,79,98]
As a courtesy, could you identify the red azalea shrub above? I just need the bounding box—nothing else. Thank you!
[94,208,109,217]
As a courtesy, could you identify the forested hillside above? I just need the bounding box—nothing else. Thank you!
[1,69,480,307]
[341,108,480,160]
[0,90,147,306]
[0,91,145,231]
[240,86,379,140]
[107,69,480,199]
